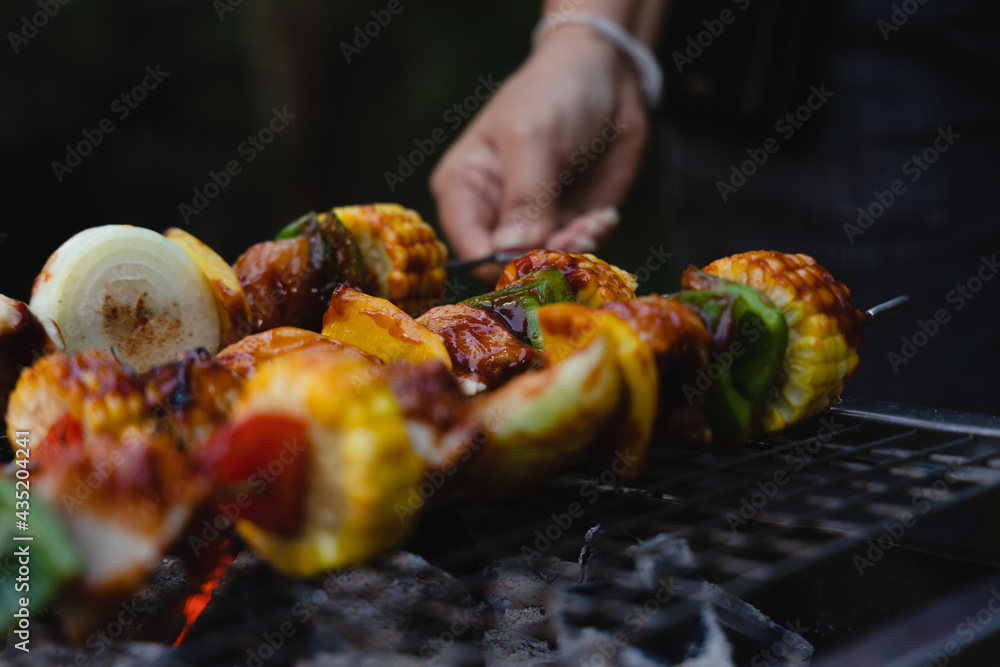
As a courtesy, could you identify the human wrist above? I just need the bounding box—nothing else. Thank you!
[531,12,663,107]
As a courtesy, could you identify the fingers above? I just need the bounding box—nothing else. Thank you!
[430,144,502,260]
[492,129,562,252]
[546,206,620,254]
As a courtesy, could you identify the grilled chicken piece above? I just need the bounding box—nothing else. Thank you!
[5,348,237,636]
[7,347,243,456]
[497,249,637,306]
[140,348,244,453]
[416,303,542,395]
[0,295,62,419]
[600,295,715,443]
[381,360,476,470]
[33,426,208,639]
[233,235,335,333]
[696,251,864,432]
[216,326,380,379]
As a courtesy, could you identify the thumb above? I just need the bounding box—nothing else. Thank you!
[492,136,561,251]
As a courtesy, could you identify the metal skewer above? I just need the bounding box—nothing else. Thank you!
[443,251,911,328]
[862,295,911,326]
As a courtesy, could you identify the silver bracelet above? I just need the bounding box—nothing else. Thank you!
[531,11,663,108]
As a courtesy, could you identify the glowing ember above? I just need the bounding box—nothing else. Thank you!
[173,547,235,647]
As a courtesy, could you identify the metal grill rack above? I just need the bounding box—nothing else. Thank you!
[424,398,1000,631]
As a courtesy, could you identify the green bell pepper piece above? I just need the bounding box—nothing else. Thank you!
[462,266,575,349]
[702,364,755,444]
[276,212,368,289]
[0,477,82,632]
[681,269,787,412]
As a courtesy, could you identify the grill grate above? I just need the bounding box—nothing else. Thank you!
[423,398,1000,630]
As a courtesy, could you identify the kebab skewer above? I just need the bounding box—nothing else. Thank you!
[1,206,867,639]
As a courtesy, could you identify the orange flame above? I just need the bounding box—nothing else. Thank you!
[173,547,235,647]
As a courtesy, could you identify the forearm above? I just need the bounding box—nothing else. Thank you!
[540,0,669,47]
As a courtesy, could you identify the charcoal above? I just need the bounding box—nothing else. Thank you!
[0,557,187,667]
[579,525,649,583]
[482,556,578,643]
[292,551,483,662]
[298,652,426,667]
[0,513,810,666]
[171,550,317,667]
[548,532,812,666]
[0,626,170,667]
[481,629,558,667]
[700,583,813,667]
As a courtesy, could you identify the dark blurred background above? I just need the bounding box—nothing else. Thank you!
[0,0,672,301]
[1,1,996,413]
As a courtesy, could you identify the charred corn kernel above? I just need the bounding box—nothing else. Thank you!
[226,348,426,576]
[6,350,148,452]
[331,204,448,317]
[497,250,637,307]
[701,251,864,432]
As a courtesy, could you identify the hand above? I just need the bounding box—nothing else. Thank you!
[430,25,648,271]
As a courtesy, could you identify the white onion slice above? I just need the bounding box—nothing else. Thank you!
[30,225,221,371]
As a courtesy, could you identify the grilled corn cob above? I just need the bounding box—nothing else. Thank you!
[497,250,637,307]
[696,251,864,432]
[6,349,148,453]
[331,204,449,317]
[212,348,426,576]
